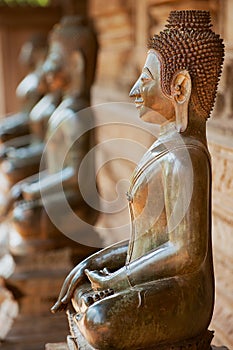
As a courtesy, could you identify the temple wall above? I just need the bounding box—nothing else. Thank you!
[208,2,233,345]
[208,131,233,347]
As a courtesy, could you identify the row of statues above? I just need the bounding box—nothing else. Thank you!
[0,34,48,144]
[0,10,225,350]
[0,16,101,257]
[0,35,51,189]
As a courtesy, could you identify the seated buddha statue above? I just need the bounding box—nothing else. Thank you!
[0,34,48,143]
[5,16,100,256]
[51,10,224,350]
[0,31,64,188]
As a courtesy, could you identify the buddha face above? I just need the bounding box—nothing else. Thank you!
[130,50,175,123]
[43,41,70,92]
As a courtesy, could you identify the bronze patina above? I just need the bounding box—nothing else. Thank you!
[52,10,224,350]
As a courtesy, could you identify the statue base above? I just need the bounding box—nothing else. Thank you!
[45,343,69,350]
[64,311,228,350]
[45,343,229,350]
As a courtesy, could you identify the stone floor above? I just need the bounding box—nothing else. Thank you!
[0,313,69,350]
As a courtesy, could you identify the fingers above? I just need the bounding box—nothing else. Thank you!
[102,267,111,275]
[85,269,98,289]
[50,303,60,313]
[51,264,87,313]
[60,265,97,305]
[84,269,101,283]
[51,279,71,313]
[85,269,104,291]
[82,288,115,307]
[84,269,96,283]
[51,272,76,313]
[60,270,84,304]
[51,300,67,313]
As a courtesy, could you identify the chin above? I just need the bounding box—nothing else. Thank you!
[137,105,148,119]
[140,109,165,124]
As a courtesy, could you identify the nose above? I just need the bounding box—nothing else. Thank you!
[43,55,62,75]
[129,78,141,97]
[42,58,54,75]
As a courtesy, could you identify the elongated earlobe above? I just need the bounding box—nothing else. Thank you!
[171,70,191,132]
[70,50,85,93]
[72,50,85,74]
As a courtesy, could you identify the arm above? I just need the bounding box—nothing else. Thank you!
[22,114,94,200]
[4,142,44,167]
[86,147,211,290]
[51,239,129,312]
[2,145,43,185]
[21,166,77,200]
[0,112,29,142]
[0,170,47,220]
[0,135,40,163]
[0,134,32,153]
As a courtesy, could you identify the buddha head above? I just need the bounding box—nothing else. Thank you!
[43,16,98,96]
[130,10,224,132]
[19,33,48,71]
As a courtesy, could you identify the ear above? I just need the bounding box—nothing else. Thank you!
[71,50,85,74]
[171,70,191,133]
[70,50,85,92]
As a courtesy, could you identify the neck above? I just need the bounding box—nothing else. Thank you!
[65,82,90,101]
[159,105,207,146]
[62,88,90,112]
[182,105,207,146]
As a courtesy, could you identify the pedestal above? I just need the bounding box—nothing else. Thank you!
[6,247,74,316]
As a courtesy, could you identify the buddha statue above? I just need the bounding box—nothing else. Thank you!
[0,34,48,143]
[0,31,64,189]
[5,16,100,257]
[51,10,224,350]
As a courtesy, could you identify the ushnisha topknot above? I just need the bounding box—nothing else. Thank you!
[166,10,212,30]
[148,10,224,119]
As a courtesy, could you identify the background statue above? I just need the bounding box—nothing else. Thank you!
[4,16,101,257]
[0,32,64,192]
[0,26,67,216]
[52,10,224,350]
[0,34,48,143]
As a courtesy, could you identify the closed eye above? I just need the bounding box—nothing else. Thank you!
[141,72,152,83]
[141,67,154,83]
[145,67,154,79]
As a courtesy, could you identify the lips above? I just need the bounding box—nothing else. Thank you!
[135,97,143,108]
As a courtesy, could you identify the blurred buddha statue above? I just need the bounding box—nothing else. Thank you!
[0,34,48,143]
[0,31,64,189]
[52,10,224,350]
[5,16,100,257]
